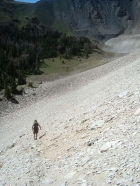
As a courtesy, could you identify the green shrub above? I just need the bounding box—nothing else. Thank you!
[10,78,17,94]
[18,73,26,85]
[28,82,33,88]
[4,85,11,99]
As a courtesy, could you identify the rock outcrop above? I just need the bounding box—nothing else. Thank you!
[51,0,140,39]
[1,0,140,40]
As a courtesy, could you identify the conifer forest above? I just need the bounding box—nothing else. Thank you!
[0,18,91,98]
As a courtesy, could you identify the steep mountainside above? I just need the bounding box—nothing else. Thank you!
[0,0,140,39]
[1,48,140,186]
[52,0,140,39]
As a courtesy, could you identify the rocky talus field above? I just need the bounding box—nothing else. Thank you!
[0,48,140,186]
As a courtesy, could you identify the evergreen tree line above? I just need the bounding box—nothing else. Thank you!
[0,20,91,98]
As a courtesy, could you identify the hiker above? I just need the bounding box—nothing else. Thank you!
[32,120,41,140]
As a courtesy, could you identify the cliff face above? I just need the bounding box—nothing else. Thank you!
[52,0,140,39]
[1,0,139,40]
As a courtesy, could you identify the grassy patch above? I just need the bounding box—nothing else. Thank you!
[40,57,80,75]
[40,50,114,76]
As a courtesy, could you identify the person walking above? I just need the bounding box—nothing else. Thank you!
[32,120,41,140]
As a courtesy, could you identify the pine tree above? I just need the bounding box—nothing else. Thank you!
[10,78,17,94]
[18,74,22,85]
[4,80,10,99]
[0,77,3,90]
[18,72,26,85]
[6,62,14,76]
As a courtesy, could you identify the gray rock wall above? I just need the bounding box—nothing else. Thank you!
[52,0,140,39]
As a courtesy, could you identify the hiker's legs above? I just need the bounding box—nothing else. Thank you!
[36,133,38,139]
[33,129,38,140]
[34,133,38,140]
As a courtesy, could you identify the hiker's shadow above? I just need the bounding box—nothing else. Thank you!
[8,97,19,104]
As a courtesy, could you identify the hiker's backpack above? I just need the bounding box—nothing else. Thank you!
[33,122,38,129]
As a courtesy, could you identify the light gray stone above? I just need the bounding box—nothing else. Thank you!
[64,171,76,179]
[41,178,51,184]
[135,108,140,116]
[7,141,16,149]
[119,90,129,98]
[61,182,66,186]
[108,167,118,172]
[100,142,112,152]
[100,140,119,152]
[136,116,140,123]
[116,178,126,185]
[107,179,112,184]
[90,120,105,130]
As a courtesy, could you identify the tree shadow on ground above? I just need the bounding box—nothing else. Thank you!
[8,97,19,104]
[16,89,23,95]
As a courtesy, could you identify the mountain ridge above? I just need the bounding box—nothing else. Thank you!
[0,0,140,39]
[52,0,140,39]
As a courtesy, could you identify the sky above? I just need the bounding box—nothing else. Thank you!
[15,0,39,3]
